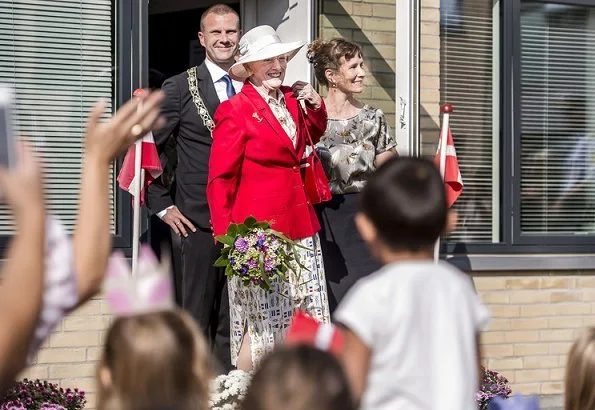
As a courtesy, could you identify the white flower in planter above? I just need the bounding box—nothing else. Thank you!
[209,370,252,410]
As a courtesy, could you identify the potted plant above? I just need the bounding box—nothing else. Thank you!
[0,379,86,410]
[477,367,513,409]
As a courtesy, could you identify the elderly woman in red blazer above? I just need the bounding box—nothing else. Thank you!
[207,25,331,371]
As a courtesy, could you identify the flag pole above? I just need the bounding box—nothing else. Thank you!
[434,103,453,262]
[131,88,145,276]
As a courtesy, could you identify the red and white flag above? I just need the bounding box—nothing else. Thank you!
[117,131,162,206]
[434,127,463,207]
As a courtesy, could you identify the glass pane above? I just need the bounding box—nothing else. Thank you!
[520,2,595,235]
[420,0,500,243]
[0,0,116,234]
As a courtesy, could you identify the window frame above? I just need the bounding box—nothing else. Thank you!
[0,0,138,252]
[439,0,595,257]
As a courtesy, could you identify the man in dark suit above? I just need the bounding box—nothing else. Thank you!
[146,4,242,372]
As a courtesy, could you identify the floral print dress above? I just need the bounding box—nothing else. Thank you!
[227,87,331,368]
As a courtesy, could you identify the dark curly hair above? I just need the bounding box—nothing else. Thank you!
[307,38,362,87]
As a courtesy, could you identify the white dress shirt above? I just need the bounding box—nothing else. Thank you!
[157,58,243,219]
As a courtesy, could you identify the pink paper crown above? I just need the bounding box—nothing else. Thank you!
[104,245,175,315]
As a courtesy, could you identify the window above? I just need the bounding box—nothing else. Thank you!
[420,0,595,253]
[0,0,115,235]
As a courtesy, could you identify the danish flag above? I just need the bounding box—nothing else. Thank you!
[117,89,162,206]
[285,310,344,357]
[434,127,463,207]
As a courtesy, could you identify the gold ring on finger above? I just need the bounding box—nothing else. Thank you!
[130,124,143,138]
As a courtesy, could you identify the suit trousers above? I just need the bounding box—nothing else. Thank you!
[180,227,231,373]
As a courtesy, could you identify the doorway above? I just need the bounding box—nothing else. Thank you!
[147,0,241,88]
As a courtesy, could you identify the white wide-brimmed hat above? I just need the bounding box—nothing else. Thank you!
[229,25,305,80]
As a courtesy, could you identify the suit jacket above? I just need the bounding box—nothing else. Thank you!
[207,82,328,240]
[146,62,219,229]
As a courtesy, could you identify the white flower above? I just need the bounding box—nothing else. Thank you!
[209,370,253,409]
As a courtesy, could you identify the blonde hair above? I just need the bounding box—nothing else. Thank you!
[307,38,363,87]
[242,345,355,410]
[565,327,595,410]
[97,310,211,410]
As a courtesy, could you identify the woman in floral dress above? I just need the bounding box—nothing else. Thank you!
[207,26,331,370]
[307,38,398,311]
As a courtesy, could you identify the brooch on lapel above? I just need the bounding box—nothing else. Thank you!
[252,112,263,123]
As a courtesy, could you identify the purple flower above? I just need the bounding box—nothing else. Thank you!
[240,266,248,276]
[247,258,258,269]
[234,237,249,253]
[264,258,275,272]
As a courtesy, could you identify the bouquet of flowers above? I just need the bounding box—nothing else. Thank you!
[477,367,512,410]
[214,216,307,291]
[0,379,86,410]
[209,370,252,410]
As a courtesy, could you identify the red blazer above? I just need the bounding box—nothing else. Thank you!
[207,82,328,240]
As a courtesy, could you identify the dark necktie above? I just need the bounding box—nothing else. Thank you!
[222,74,236,99]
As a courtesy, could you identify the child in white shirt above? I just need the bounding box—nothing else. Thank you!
[334,156,490,410]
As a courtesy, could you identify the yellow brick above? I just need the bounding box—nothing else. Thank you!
[486,319,512,331]
[85,393,97,409]
[508,290,550,304]
[556,303,591,315]
[420,88,440,103]
[482,331,506,344]
[474,277,507,291]
[322,27,351,41]
[551,291,581,303]
[420,75,440,90]
[523,356,560,369]
[514,383,541,395]
[50,363,97,379]
[511,318,548,330]
[549,342,573,355]
[364,44,395,59]
[421,35,440,50]
[36,348,87,364]
[322,15,362,30]
[487,358,523,370]
[506,278,540,289]
[420,48,439,62]
[514,343,549,356]
[353,30,394,45]
[539,329,575,342]
[420,21,439,36]
[362,17,395,32]
[550,367,566,381]
[483,344,514,357]
[541,382,564,395]
[71,299,102,316]
[504,331,540,343]
[421,8,439,22]
[548,316,583,329]
[373,4,396,18]
[520,304,557,317]
[50,331,100,348]
[87,347,104,361]
[353,4,373,16]
[491,305,521,318]
[577,277,595,288]
[515,369,550,383]
[420,62,439,76]
[540,277,574,289]
[60,377,96,393]
[64,316,109,332]
[19,365,49,380]
[323,0,353,14]
[421,0,440,7]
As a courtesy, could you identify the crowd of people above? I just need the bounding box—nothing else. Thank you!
[2,3,595,410]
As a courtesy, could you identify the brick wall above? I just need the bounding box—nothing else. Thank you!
[473,274,595,408]
[319,0,396,130]
[19,297,112,409]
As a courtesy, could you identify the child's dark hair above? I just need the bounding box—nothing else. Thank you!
[307,38,363,87]
[242,345,356,410]
[359,156,447,251]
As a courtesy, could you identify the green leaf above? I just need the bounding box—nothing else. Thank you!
[213,256,229,267]
[243,216,257,228]
[225,264,234,277]
[254,221,271,229]
[215,235,234,246]
[237,224,249,235]
[226,223,239,236]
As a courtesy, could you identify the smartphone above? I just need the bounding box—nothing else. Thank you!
[0,85,16,168]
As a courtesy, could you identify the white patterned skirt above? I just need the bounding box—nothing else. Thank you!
[228,233,331,368]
